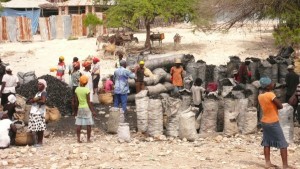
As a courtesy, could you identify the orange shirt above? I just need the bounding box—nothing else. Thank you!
[258,92,279,123]
[170,66,183,87]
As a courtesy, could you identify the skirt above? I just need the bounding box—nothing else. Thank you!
[28,114,46,132]
[75,108,94,126]
[261,122,288,148]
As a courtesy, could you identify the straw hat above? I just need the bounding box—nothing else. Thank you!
[175,58,182,64]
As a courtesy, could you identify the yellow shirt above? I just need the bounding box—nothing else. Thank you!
[75,87,90,108]
[258,92,279,123]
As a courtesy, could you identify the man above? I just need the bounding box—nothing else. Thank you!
[236,59,251,84]
[135,61,146,93]
[170,58,184,93]
[113,60,135,119]
[285,65,299,102]
[68,57,80,87]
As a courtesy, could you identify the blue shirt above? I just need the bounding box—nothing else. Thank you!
[114,67,135,94]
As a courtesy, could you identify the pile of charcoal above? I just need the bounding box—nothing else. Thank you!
[16,75,72,115]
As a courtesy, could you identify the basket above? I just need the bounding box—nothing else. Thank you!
[98,92,113,105]
[15,132,34,146]
[46,107,61,122]
[50,67,57,72]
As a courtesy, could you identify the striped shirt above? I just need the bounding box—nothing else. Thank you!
[296,84,300,102]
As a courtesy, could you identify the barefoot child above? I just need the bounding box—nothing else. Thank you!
[74,75,96,143]
[258,77,290,169]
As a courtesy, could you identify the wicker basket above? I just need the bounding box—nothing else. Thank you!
[46,107,61,122]
[15,132,34,146]
[98,92,113,105]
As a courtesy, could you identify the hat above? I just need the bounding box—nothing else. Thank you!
[175,58,181,64]
[232,70,238,75]
[38,79,47,90]
[5,66,11,71]
[82,61,92,68]
[93,57,100,63]
[120,60,126,66]
[79,75,89,85]
[287,65,294,70]
[139,60,145,65]
[259,77,272,88]
[59,56,64,61]
[8,94,16,104]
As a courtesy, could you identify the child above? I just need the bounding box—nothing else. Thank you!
[74,75,96,143]
[190,78,206,119]
[104,75,114,93]
[71,62,81,115]
[56,56,66,81]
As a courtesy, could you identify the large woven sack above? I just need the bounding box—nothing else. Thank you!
[200,99,219,134]
[135,90,149,133]
[179,107,197,141]
[107,107,121,134]
[24,105,31,125]
[16,94,26,110]
[117,123,131,142]
[223,98,239,135]
[147,99,163,137]
[15,132,34,146]
[144,68,154,77]
[46,107,61,122]
[99,92,113,104]
[279,103,294,144]
[242,107,257,134]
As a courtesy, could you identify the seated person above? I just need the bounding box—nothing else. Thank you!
[0,111,17,148]
[102,75,114,93]
[3,94,16,120]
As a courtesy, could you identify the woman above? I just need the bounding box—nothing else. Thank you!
[170,58,184,93]
[28,79,47,147]
[81,61,93,102]
[71,62,81,115]
[0,66,19,106]
[56,56,66,81]
[74,75,96,143]
[258,77,290,169]
[92,57,101,94]
[3,94,17,120]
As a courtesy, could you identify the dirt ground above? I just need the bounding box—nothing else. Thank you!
[1,22,300,169]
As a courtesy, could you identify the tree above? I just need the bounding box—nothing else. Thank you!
[194,0,300,47]
[105,0,196,48]
[83,13,103,37]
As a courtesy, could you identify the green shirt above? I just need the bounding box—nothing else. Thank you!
[75,87,90,108]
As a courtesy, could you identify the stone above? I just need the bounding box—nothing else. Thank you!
[30,148,37,153]
[105,114,109,118]
[214,135,223,142]
[2,161,8,166]
[73,148,79,154]
[182,138,187,142]
[98,111,105,115]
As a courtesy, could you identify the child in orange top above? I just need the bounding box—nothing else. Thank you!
[170,58,184,93]
[258,77,290,169]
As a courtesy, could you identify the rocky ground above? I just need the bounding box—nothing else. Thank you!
[1,104,300,169]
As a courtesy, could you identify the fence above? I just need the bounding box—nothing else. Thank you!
[0,16,32,42]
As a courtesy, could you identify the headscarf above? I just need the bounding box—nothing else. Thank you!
[82,61,92,68]
[259,77,272,88]
[8,94,16,104]
[93,57,100,63]
[80,75,89,85]
[5,66,12,71]
[38,79,47,91]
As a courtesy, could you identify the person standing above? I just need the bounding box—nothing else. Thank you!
[114,60,135,115]
[0,59,6,85]
[0,66,19,106]
[236,59,251,84]
[92,57,101,94]
[170,58,184,93]
[57,56,66,81]
[190,78,206,119]
[68,57,80,87]
[71,62,81,115]
[285,65,299,102]
[27,79,47,147]
[81,61,93,103]
[74,75,96,143]
[135,61,146,93]
[258,77,290,169]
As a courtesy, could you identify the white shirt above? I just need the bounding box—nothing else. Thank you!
[30,91,47,115]
[2,74,19,93]
[0,119,12,148]
[81,70,93,102]
[191,85,205,105]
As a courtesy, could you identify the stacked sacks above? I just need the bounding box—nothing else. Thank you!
[205,64,216,84]
[226,56,241,78]
[164,97,182,137]
[213,65,227,83]
[267,56,278,83]
[179,107,197,141]
[200,95,219,133]
[223,98,240,135]
[279,103,294,144]
[242,107,258,134]
[259,60,272,79]
[274,83,286,103]
[107,107,121,134]
[147,99,163,137]
[245,83,259,107]
[135,90,149,133]
[248,58,261,82]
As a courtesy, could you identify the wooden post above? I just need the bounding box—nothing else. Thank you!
[65,6,69,15]
[85,6,89,14]
[58,6,62,15]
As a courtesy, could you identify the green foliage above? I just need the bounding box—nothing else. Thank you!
[105,0,196,47]
[83,13,103,37]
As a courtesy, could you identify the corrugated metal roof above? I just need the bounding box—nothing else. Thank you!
[2,0,50,9]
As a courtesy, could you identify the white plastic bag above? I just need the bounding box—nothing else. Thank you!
[179,107,197,141]
[118,123,131,142]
